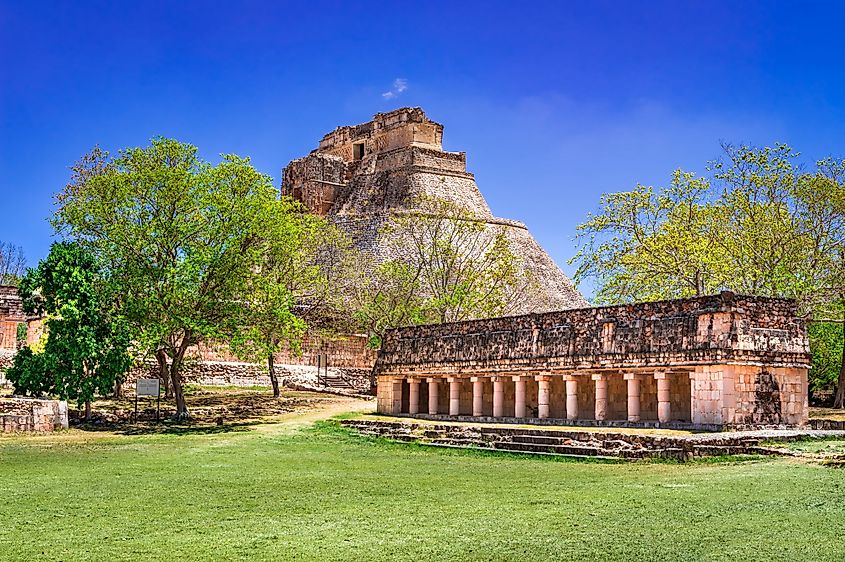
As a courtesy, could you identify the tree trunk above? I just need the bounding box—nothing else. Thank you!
[170,342,191,420]
[268,352,280,398]
[156,349,173,399]
[84,400,91,422]
[112,378,123,399]
[834,320,845,409]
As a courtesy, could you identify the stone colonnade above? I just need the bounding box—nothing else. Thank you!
[388,370,691,424]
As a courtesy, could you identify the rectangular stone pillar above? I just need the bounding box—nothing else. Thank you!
[408,378,421,415]
[592,373,608,421]
[448,377,461,416]
[565,376,578,420]
[427,378,439,415]
[471,377,484,417]
[492,376,505,418]
[624,373,640,422]
[655,371,671,423]
[535,375,551,418]
[391,378,403,415]
[513,376,528,418]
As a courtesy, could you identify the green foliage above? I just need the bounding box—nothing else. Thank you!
[571,170,718,303]
[15,322,26,343]
[6,242,131,407]
[52,138,279,416]
[6,347,50,396]
[353,260,428,346]
[572,144,817,304]
[572,142,845,405]
[229,197,354,394]
[808,322,843,397]
[352,196,528,341]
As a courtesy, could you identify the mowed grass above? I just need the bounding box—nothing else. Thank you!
[1,421,845,561]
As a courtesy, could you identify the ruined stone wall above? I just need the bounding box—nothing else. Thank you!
[326,150,492,218]
[123,334,375,391]
[690,364,807,426]
[126,360,373,392]
[731,365,807,425]
[317,107,443,158]
[0,285,24,352]
[0,397,68,433]
[190,334,376,368]
[281,153,345,215]
[376,292,809,375]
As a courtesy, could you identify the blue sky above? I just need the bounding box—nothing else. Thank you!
[2,1,845,299]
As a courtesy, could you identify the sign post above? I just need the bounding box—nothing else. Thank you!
[135,378,161,422]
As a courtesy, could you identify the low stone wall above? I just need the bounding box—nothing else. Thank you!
[0,397,68,433]
[128,360,270,387]
[809,418,845,430]
[127,360,374,394]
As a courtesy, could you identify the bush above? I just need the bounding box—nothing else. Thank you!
[6,347,51,397]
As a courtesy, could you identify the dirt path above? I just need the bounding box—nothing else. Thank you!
[257,395,375,435]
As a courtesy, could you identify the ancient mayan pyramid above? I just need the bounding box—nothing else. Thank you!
[281,107,588,313]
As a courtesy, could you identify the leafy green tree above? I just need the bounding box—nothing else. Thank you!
[571,170,719,303]
[572,142,845,407]
[353,196,528,345]
[6,242,131,419]
[793,159,845,406]
[807,321,843,401]
[352,260,428,347]
[15,322,27,345]
[230,198,353,397]
[53,138,276,418]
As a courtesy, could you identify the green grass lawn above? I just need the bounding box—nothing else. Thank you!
[2,419,844,561]
[771,438,845,455]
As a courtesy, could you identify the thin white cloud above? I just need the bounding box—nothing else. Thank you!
[382,78,408,100]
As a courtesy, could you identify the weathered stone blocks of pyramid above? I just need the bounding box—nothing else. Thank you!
[282,107,589,313]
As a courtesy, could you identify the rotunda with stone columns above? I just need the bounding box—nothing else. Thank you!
[374,292,810,429]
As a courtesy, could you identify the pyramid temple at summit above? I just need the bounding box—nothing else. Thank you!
[281,107,588,314]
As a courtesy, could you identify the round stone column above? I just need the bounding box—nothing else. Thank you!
[408,379,421,415]
[448,377,461,416]
[427,378,439,415]
[625,373,640,422]
[655,371,671,423]
[565,376,579,420]
[593,374,608,421]
[492,377,505,418]
[513,376,527,418]
[535,375,551,419]
[471,377,484,417]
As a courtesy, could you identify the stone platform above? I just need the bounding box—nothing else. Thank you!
[341,418,845,461]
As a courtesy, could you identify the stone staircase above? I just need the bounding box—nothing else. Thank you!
[339,419,790,460]
[320,374,358,391]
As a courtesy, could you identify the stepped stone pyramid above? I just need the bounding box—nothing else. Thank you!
[281,107,588,313]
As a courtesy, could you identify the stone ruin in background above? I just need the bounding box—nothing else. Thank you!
[281,107,589,314]
[0,285,25,375]
[374,292,810,429]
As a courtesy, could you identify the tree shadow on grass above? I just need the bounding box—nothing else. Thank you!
[73,419,265,436]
